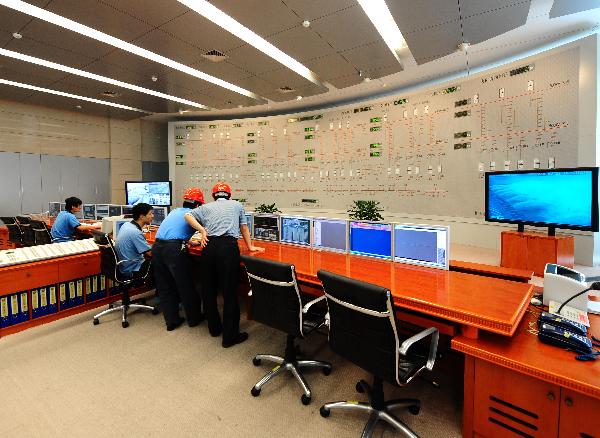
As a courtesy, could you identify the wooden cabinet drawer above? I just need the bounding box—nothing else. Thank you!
[0,262,58,295]
[58,253,100,282]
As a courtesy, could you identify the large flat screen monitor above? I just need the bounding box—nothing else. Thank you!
[253,215,279,241]
[313,218,348,252]
[393,224,449,270]
[152,206,168,226]
[280,216,311,246]
[485,168,599,232]
[125,181,172,206]
[82,204,96,220]
[349,221,392,259]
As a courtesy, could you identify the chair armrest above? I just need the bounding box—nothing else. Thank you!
[399,327,439,371]
[302,295,326,313]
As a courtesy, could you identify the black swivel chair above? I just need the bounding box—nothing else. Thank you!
[0,217,23,245]
[15,216,35,246]
[30,220,52,245]
[91,231,158,328]
[241,255,332,405]
[317,270,439,438]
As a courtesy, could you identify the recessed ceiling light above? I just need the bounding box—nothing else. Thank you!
[98,90,120,98]
[151,75,158,82]
[0,78,150,113]
[296,95,302,100]
[178,0,326,89]
[12,32,22,39]
[302,20,310,28]
[75,105,82,109]
[277,86,296,94]
[0,0,264,101]
[356,0,407,64]
[0,48,210,109]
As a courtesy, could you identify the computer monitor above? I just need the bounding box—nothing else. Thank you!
[253,215,279,241]
[152,206,168,226]
[60,203,66,212]
[243,213,253,235]
[113,218,130,240]
[82,204,96,220]
[48,202,61,217]
[280,216,311,246]
[393,224,449,270]
[108,205,122,217]
[313,218,348,252]
[95,204,109,219]
[125,181,172,206]
[349,221,392,259]
[121,205,133,217]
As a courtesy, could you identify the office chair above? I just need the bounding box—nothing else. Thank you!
[30,220,52,245]
[91,231,158,328]
[0,217,23,245]
[15,216,35,246]
[317,270,439,438]
[241,255,332,405]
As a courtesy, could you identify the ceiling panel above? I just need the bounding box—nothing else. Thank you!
[0,85,33,102]
[550,0,600,18]
[460,0,529,17]
[266,25,336,62]
[309,4,381,52]
[463,1,530,44]
[98,49,178,82]
[340,41,401,73]
[0,55,69,84]
[252,69,327,101]
[209,0,299,38]
[82,58,151,85]
[190,59,252,84]
[130,28,207,67]
[225,44,284,75]
[194,84,262,109]
[388,0,460,34]
[303,53,359,87]
[403,21,463,65]
[0,6,35,35]
[284,0,355,21]
[99,0,189,27]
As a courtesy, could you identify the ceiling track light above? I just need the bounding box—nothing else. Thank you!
[0,0,265,101]
[356,0,407,64]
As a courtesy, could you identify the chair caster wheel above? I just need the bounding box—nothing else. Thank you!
[301,394,311,405]
[252,357,261,366]
[356,381,365,393]
[93,318,99,325]
[319,406,330,417]
[152,307,159,315]
[408,405,420,415]
[322,366,332,376]
[122,321,129,328]
[251,387,261,397]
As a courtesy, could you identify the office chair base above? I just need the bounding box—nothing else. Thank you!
[93,303,158,328]
[251,354,332,405]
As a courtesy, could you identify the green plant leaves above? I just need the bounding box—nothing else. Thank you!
[255,203,281,214]
[347,200,384,221]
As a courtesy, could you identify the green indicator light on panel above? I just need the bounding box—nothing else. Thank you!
[176,161,185,165]
[247,159,257,164]
[185,125,196,129]
[443,86,459,94]
[304,127,315,132]
[175,142,184,146]
[247,152,256,157]
[370,151,381,157]
[233,123,242,128]
[175,135,185,139]
[370,126,381,132]
[370,117,381,123]
[247,139,255,144]
[247,132,254,137]
[304,149,315,154]
[175,154,184,159]
[305,134,314,140]
[393,98,407,105]
[305,156,315,162]
[208,124,218,129]
[258,121,269,126]
[370,143,382,149]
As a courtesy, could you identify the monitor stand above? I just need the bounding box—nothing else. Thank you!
[517,224,525,233]
[548,226,556,236]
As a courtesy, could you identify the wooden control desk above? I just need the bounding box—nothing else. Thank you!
[501,231,574,276]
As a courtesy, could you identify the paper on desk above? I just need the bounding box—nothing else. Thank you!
[548,300,590,327]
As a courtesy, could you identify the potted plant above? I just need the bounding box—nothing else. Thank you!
[254,203,281,214]
[347,200,384,221]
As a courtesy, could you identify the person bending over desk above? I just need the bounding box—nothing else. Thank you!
[114,203,154,279]
[50,196,101,242]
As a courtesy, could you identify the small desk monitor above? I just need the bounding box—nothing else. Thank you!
[280,216,311,246]
[393,224,449,270]
[82,204,96,220]
[60,203,66,212]
[349,221,392,259]
[95,204,109,219]
[243,213,253,235]
[152,206,168,226]
[49,202,61,217]
[121,205,133,217]
[108,204,122,217]
[253,215,279,241]
[113,219,130,240]
[313,218,348,252]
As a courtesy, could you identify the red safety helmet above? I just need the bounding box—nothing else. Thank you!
[212,182,232,198]
[183,187,204,204]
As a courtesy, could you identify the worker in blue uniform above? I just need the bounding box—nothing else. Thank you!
[114,203,154,279]
[51,196,100,242]
[185,182,264,348]
[153,188,208,331]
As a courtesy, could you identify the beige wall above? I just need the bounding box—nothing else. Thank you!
[0,99,167,204]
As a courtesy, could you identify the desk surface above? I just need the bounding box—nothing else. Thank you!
[234,241,533,337]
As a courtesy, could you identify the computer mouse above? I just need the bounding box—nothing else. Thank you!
[530,297,542,306]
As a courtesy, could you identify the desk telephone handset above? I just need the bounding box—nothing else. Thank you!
[538,323,592,354]
[538,311,587,336]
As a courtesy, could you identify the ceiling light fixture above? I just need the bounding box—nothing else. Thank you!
[0,0,264,101]
[302,20,311,28]
[296,95,302,100]
[356,0,407,64]
[12,32,22,39]
[177,0,326,89]
[0,78,150,113]
[0,47,210,109]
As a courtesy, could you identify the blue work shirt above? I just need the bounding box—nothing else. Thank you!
[115,221,151,275]
[155,208,196,241]
[50,211,81,242]
[188,199,247,238]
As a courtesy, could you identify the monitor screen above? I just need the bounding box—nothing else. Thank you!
[113,219,130,239]
[253,215,279,241]
[82,205,96,220]
[60,203,66,212]
[349,221,392,259]
[485,168,599,231]
[393,224,449,270]
[95,204,109,219]
[121,205,133,216]
[49,202,61,217]
[108,205,122,217]
[152,206,168,226]
[243,213,253,234]
[280,216,311,246]
[313,218,347,252]
[125,181,172,206]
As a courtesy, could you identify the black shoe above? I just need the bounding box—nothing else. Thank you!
[188,313,206,327]
[166,317,185,331]
[222,332,248,348]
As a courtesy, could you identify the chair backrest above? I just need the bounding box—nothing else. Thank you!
[30,220,52,245]
[241,255,303,337]
[0,217,16,225]
[317,269,401,385]
[19,223,35,246]
[92,230,121,283]
[15,215,31,225]
[1,218,23,244]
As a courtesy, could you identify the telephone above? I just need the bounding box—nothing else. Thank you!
[538,311,587,336]
[538,323,592,354]
[0,249,28,267]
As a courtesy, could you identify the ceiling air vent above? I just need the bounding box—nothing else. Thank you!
[98,90,120,98]
[277,86,296,94]
[202,49,228,63]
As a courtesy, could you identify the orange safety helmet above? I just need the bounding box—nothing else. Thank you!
[183,187,205,204]
[212,182,232,198]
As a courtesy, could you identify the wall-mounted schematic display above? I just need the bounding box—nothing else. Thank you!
[349,221,392,259]
[82,204,96,220]
[280,216,310,246]
[393,224,449,270]
[253,215,279,241]
[313,218,347,252]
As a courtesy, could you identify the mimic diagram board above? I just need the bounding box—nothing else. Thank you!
[170,48,579,219]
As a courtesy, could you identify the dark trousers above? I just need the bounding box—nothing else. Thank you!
[152,240,203,326]
[200,236,240,343]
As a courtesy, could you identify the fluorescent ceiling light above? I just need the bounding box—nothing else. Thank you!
[177,0,327,89]
[0,48,210,110]
[0,78,150,113]
[0,0,265,101]
[356,0,407,64]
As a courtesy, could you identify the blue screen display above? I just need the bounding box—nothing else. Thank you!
[487,170,594,228]
[349,222,392,259]
[126,181,171,206]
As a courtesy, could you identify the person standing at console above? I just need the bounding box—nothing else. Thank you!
[51,196,100,242]
[185,183,264,348]
[153,188,208,331]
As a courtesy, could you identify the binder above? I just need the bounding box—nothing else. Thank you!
[38,286,49,317]
[19,291,29,323]
[76,279,84,306]
[31,289,40,319]
[9,293,21,325]
[47,286,58,314]
[91,275,99,301]
[0,296,9,327]
[85,277,92,303]
[67,281,76,308]
[58,283,67,310]
[99,275,107,299]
